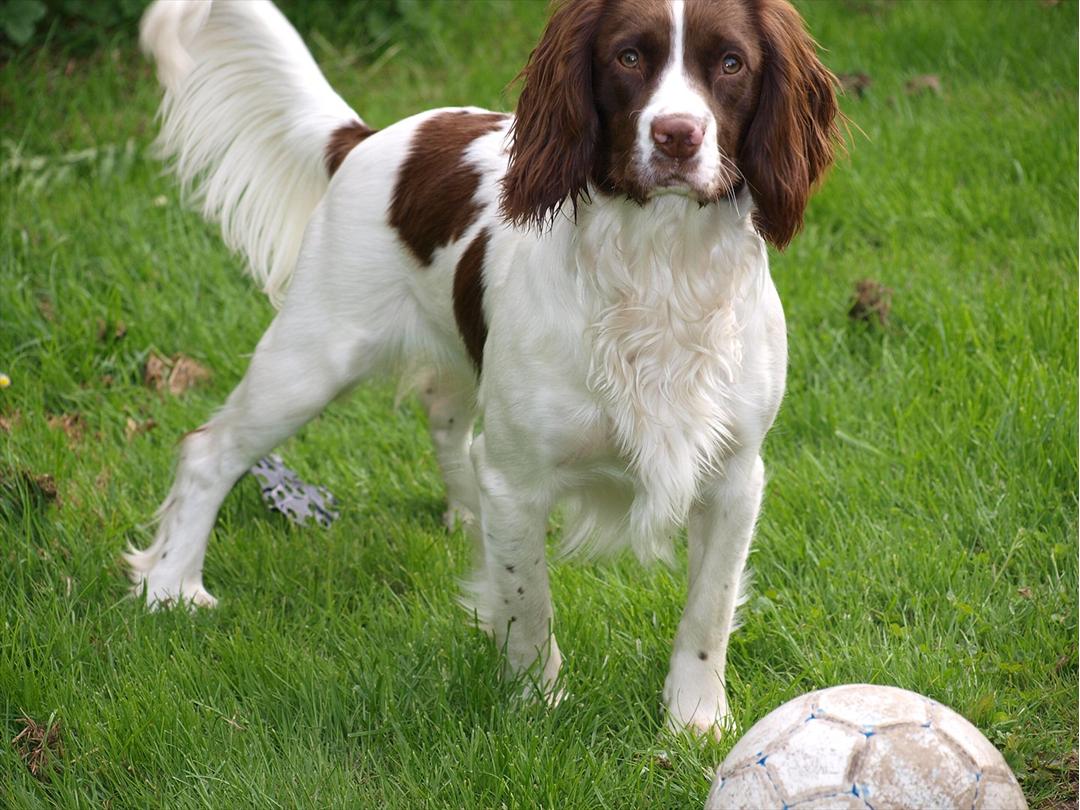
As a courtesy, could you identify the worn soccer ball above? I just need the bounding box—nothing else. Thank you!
[707,684,1026,810]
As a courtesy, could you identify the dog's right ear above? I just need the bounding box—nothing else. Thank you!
[500,0,604,230]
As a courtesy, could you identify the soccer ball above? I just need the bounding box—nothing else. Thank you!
[707,684,1026,810]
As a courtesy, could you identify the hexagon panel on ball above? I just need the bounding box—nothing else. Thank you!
[706,684,1026,810]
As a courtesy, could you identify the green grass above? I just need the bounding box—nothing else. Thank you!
[1,0,1076,806]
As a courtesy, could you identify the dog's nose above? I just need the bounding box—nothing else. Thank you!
[651,115,704,160]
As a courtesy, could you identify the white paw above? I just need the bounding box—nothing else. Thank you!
[132,569,218,610]
[125,542,217,610]
[663,661,732,739]
[144,581,218,610]
[441,503,474,530]
[506,637,564,706]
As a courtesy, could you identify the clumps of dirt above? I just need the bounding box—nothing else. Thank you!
[848,279,893,327]
[144,351,211,396]
[11,714,63,781]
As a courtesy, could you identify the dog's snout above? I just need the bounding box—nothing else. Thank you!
[650,115,705,161]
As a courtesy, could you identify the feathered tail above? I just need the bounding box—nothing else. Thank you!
[140,0,366,305]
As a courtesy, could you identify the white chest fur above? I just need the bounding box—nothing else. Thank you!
[568,196,768,559]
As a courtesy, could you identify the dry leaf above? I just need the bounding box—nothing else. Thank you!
[0,410,21,433]
[12,714,63,780]
[652,751,674,771]
[905,74,942,96]
[47,413,85,444]
[125,417,157,441]
[144,352,211,396]
[1017,586,1033,599]
[0,469,60,505]
[167,355,211,396]
[37,296,55,322]
[838,72,872,97]
[35,474,58,502]
[143,352,169,390]
[96,319,127,343]
[848,279,893,326]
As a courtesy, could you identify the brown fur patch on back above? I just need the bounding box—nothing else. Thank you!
[453,228,489,371]
[325,120,376,176]
[390,111,508,266]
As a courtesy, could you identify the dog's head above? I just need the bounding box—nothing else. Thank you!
[501,0,839,248]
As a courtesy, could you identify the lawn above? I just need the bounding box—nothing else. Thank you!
[1,0,1077,807]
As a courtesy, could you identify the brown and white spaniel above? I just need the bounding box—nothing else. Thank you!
[130,0,838,736]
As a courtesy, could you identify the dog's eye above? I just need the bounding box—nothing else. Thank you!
[618,49,641,69]
[720,54,742,75]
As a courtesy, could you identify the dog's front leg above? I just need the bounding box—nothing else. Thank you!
[664,452,765,737]
[469,433,562,700]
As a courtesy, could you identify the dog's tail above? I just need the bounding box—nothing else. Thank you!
[140,0,372,305]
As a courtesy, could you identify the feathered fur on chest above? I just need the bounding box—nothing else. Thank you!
[568,196,766,558]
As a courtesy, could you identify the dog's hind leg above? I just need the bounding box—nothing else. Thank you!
[416,369,479,533]
[125,304,378,608]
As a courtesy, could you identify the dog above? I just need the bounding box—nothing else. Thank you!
[128,0,839,736]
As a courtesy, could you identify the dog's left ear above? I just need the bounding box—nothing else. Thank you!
[500,0,604,230]
[739,0,840,250]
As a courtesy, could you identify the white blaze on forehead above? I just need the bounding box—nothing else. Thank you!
[672,0,685,71]
[656,0,700,116]
[634,0,721,191]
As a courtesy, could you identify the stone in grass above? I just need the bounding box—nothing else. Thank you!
[249,454,339,528]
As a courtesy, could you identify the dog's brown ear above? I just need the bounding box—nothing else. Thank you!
[500,0,604,230]
[739,0,839,250]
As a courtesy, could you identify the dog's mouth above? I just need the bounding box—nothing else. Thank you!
[645,175,745,206]
[640,157,743,205]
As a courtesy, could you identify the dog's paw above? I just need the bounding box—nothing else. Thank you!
[663,659,733,740]
[441,503,474,531]
[664,703,734,740]
[514,677,567,709]
[133,575,218,610]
